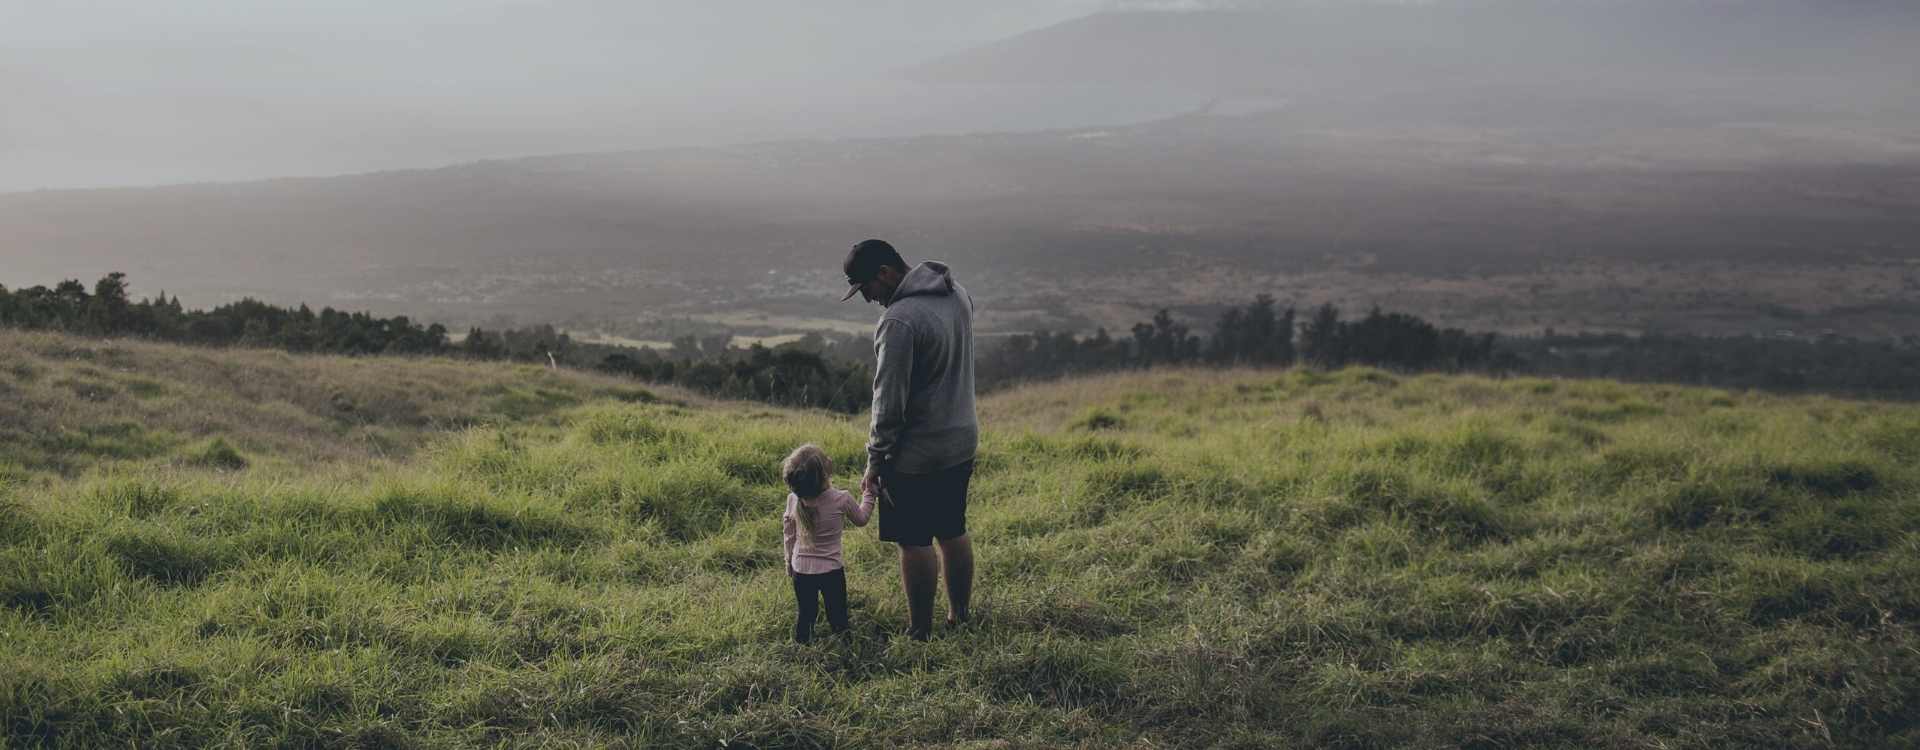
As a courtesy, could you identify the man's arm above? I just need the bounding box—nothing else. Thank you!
[867,317,915,478]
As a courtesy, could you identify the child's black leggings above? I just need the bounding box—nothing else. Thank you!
[792,568,849,643]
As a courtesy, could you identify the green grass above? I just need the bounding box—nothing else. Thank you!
[2,337,1919,747]
[0,330,672,482]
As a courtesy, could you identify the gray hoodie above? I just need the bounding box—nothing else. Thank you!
[869,261,978,475]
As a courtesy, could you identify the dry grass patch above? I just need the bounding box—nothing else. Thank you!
[0,330,693,478]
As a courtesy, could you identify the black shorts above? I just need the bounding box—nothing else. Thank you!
[878,459,974,547]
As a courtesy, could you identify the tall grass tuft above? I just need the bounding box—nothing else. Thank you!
[184,437,250,472]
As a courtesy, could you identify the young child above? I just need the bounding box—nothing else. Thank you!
[781,444,877,643]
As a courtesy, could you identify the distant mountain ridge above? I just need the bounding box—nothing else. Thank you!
[908,4,1920,95]
[4,101,1919,313]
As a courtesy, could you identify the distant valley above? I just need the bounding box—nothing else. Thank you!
[5,3,1917,343]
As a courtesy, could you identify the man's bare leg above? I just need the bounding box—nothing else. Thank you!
[937,534,973,626]
[898,543,939,640]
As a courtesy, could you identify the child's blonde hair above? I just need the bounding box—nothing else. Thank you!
[782,444,833,538]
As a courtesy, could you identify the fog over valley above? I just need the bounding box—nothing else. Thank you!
[0,0,1138,191]
[5,0,1918,344]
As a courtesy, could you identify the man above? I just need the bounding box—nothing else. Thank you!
[841,238,977,641]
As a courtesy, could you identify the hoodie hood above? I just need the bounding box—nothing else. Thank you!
[887,261,955,305]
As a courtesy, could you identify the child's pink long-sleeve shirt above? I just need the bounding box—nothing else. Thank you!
[782,488,876,575]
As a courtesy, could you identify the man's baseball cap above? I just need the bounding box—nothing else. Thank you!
[841,239,905,302]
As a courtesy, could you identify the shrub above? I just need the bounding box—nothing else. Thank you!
[185,437,249,472]
[1071,408,1126,432]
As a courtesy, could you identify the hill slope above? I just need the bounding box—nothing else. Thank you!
[3,334,1918,746]
[0,329,671,482]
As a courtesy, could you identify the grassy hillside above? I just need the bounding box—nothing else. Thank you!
[3,334,1918,747]
[0,330,670,483]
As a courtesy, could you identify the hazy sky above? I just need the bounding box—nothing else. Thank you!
[6,0,1912,192]
[0,1,1119,191]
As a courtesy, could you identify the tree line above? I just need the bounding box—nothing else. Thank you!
[1507,332,1920,400]
[10,273,1917,408]
[0,273,869,412]
[978,295,1509,388]
[0,274,451,355]
[7,275,1511,411]
[978,300,1920,399]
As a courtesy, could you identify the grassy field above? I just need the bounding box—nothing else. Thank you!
[3,332,1918,748]
[0,330,670,483]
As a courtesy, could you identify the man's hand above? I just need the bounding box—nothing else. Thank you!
[863,466,890,506]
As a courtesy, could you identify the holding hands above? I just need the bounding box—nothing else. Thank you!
[862,466,891,507]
